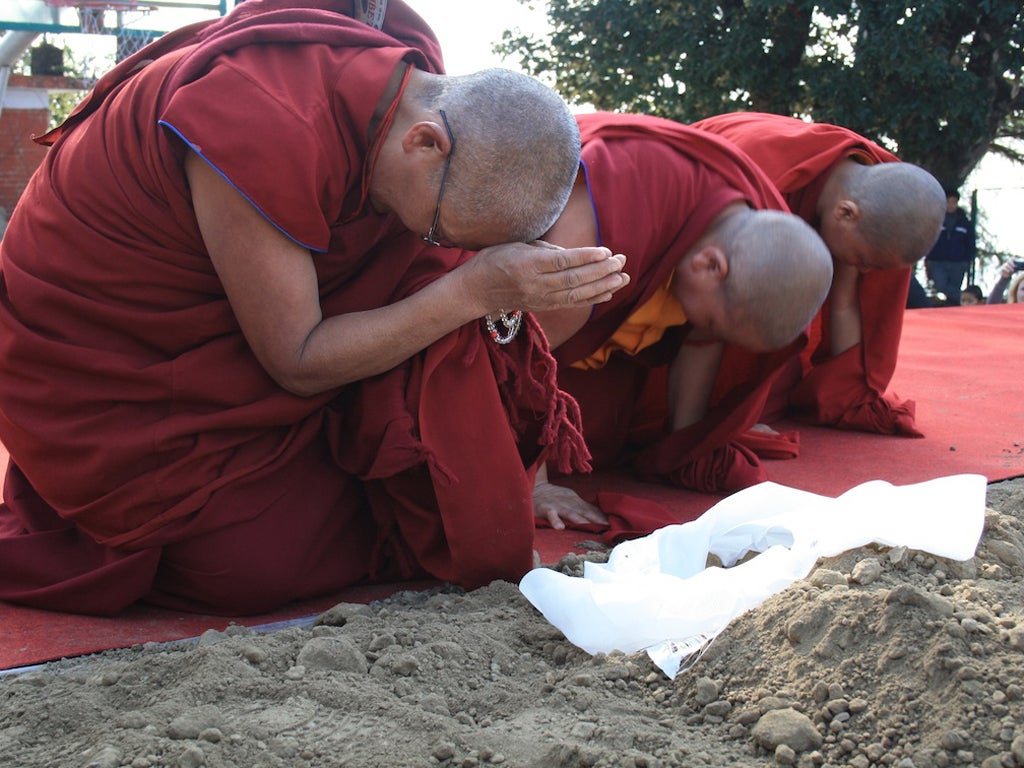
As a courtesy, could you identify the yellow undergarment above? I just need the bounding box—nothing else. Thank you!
[572,278,687,370]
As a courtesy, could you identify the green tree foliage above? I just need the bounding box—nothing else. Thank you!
[499,0,1023,191]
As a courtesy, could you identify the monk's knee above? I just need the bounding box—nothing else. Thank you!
[152,545,313,615]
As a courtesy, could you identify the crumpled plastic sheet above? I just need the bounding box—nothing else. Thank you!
[520,474,987,678]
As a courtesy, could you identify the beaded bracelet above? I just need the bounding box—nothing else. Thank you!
[484,310,523,344]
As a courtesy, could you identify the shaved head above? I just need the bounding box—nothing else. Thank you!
[718,209,834,350]
[414,68,581,243]
[844,162,946,266]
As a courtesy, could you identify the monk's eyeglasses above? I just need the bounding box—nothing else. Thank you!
[422,109,456,248]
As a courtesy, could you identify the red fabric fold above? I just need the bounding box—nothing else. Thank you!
[735,427,801,460]
[656,444,767,495]
[636,431,768,494]
[0,465,162,616]
[790,343,922,436]
[338,308,591,591]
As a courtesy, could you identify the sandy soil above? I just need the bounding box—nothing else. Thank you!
[1,477,1022,768]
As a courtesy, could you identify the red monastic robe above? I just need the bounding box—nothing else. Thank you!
[0,0,588,615]
[552,112,805,494]
[693,112,921,436]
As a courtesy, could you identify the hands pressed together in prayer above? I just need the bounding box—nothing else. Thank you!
[458,241,629,317]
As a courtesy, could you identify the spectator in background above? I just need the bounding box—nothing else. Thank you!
[960,285,984,305]
[925,190,977,305]
[987,259,1024,305]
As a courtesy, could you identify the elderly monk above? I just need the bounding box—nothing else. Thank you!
[530,112,833,526]
[0,0,628,615]
[693,112,945,436]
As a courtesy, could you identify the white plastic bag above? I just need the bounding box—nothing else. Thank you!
[520,474,987,678]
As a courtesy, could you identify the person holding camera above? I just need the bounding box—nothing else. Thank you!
[986,258,1024,304]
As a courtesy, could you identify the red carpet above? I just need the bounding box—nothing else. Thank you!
[769,303,1024,493]
[1,304,1022,670]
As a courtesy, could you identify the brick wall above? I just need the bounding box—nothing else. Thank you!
[0,101,48,220]
[0,74,90,221]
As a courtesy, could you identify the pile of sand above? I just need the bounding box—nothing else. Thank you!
[2,478,1022,768]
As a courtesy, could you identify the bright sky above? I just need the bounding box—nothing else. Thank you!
[966,149,1024,262]
[402,0,548,76]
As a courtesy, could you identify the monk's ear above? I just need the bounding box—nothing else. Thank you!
[691,245,730,283]
[401,121,452,161]
[835,199,862,224]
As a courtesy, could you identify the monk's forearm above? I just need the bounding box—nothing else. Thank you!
[668,341,724,430]
[828,263,863,356]
[283,243,628,394]
[283,270,488,395]
[829,303,863,356]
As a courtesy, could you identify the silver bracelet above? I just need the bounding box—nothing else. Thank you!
[484,310,523,344]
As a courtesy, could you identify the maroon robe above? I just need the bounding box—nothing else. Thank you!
[552,113,805,494]
[693,112,921,436]
[0,0,588,615]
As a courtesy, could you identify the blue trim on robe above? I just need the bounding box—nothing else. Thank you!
[159,120,328,254]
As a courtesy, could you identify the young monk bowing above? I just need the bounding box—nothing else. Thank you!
[530,112,833,527]
[0,0,629,615]
[693,112,945,437]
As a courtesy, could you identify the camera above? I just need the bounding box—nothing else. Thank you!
[1013,258,1024,272]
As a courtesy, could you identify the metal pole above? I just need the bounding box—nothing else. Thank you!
[969,188,978,287]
